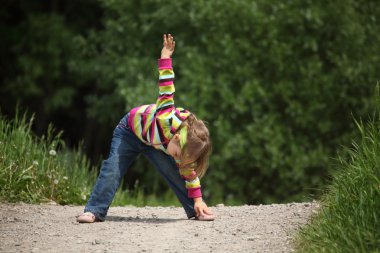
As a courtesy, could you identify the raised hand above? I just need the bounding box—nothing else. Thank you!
[161,34,175,59]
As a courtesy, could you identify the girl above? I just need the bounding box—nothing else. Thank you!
[77,34,215,222]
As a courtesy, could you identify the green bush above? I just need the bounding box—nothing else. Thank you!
[2,1,380,205]
[295,88,380,252]
[71,0,380,204]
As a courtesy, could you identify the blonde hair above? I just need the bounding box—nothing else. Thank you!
[177,114,212,179]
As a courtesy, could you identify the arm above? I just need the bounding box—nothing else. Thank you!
[180,167,213,217]
[179,167,202,198]
[156,34,176,114]
[159,34,213,218]
[157,58,175,112]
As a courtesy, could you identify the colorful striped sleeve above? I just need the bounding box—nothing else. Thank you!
[156,58,175,115]
[179,167,202,198]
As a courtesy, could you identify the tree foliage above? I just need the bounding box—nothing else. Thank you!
[1,0,380,204]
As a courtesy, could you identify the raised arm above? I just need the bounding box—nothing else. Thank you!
[156,34,176,114]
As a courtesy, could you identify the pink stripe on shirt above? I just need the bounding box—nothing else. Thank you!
[128,107,141,133]
[156,107,173,115]
[158,58,172,69]
[159,81,174,86]
[188,187,202,198]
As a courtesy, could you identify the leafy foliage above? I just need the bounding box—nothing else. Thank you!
[1,0,380,204]
[71,0,380,204]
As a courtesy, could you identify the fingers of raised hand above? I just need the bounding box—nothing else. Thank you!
[163,34,167,46]
[168,34,173,44]
[168,34,173,49]
[163,34,175,50]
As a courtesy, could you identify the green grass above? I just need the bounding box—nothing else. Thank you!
[0,111,98,204]
[0,111,179,206]
[295,91,380,252]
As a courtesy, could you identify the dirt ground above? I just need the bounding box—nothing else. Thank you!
[0,202,318,253]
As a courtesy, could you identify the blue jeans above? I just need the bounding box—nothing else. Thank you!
[84,113,196,221]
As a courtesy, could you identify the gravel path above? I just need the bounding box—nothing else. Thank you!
[0,202,318,253]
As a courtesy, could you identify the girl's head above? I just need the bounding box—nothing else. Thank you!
[167,114,212,178]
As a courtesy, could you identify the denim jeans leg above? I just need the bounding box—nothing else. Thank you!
[84,115,142,221]
[143,147,196,219]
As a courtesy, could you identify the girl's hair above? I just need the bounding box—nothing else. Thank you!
[178,114,212,179]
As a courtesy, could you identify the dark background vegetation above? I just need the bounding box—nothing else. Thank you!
[1,0,379,205]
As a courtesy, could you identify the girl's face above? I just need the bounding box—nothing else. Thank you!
[167,133,182,161]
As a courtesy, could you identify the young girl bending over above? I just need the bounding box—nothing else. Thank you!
[77,34,215,222]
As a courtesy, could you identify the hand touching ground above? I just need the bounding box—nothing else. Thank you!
[194,198,214,218]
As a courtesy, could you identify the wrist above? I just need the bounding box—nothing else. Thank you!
[194,197,203,203]
[160,55,171,59]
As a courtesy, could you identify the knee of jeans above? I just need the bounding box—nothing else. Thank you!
[100,156,122,179]
[99,170,120,181]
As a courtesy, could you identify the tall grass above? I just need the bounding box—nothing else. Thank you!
[0,112,98,204]
[0,111,179,206]
[295,90,380,252]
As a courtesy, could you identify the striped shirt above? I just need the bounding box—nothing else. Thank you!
[128,58,202,198]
